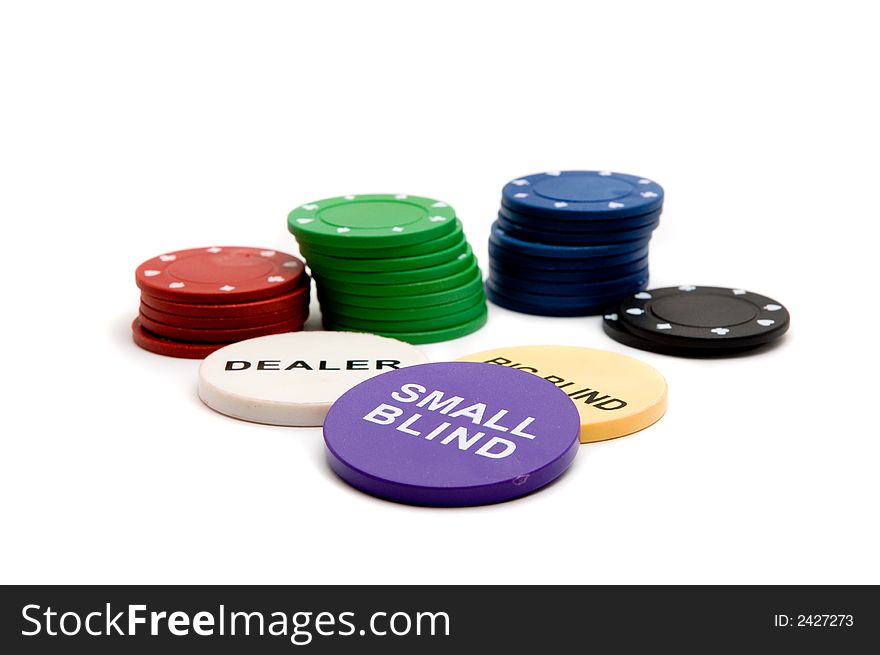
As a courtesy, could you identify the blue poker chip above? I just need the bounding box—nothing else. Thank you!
[490,255,649,283]
[490,267,649,297]
[490,223,651,260]
[486,280,644,317]
[496,213,659,246]
[501,170,664,219]
[499,205,662,234]
[488,241,651,271]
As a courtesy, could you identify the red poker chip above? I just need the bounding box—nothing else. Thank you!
[131,319,228,359]
[135,247,306,303]
[140,277,310,318]
[138,312,306,343]
[139,301,308,329]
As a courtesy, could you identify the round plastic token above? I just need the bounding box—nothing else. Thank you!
[288,194,457,248]
[501,171,664,219]
[323,362,580,506]
[131,319,226,359]
[315,260,481,297]
[139,302,306,329]
[136,247,306,303]
[138,313,304,343]
[489,241,651,271]
[610,286,790,352]
[499,205,662,233]
[486,282,642,317]
[310,248,475,285]
[457,346,667,443]
[490,256,649,283]
[198,332,429,426]
[491,224,650,260]
[300,236,467,273]
[139,280,310,318]
[495,214,659,245]
[322,295,486,332]
[297,219,464,260]
[323,307,488,344]
[321,289,485,321]
[492,268,649,297]
[317,270,483,309]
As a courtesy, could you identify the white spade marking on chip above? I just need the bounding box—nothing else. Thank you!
[638,179,651,184]
[282,261,299,268]
[143,270,160,277]
[711,327,730,335]
[640,191,659,198]
[764,304,782,311]
[656,323,672,330]
[260,250,276,257]
[394,194,407,199]
[634,292,652,299]
[554,201,569,208]
[679,285,697,292]
[757,319,775,327]
[391,227,404,232]
[159,254,177,262]
[219,285,236,292]
[169,282,185,289]
[732,289,746,295]
[337,227,351,233]
[604,313,618,321]
[428,216,447,222]
[344,195,355,200]
[546,171,561,176]
[608,202,625,209]
[457,253,467,259]
[267,276,284,283]
[511,179,529,186]
[206,247,222,254]
[514,192,529,199]
[302,204,318,211]
[296,218,314,224]
[432,201,449,207]
[626,308,645,316]
[599,171,612,176]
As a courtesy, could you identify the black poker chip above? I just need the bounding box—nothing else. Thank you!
[603,286,790,356]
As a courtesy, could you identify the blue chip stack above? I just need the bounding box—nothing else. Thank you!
[486,170,664,316]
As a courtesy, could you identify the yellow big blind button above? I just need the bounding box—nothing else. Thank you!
[457,346,667,443]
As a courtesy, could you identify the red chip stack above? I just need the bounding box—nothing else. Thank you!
[132,246,310,358]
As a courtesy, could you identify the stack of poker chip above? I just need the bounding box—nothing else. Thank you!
[287,194,487,344]
[133,246,310,358]
[486,170,664,316]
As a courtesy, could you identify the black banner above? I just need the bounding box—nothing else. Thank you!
[1,585,875,653]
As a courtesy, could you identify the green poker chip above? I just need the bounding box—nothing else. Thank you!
[316,270,484,309]
[288,194,457,248]
[322,296,486,332]
[300,219,464,260]
[323,307,488,345]
[311,248,475,285]
[320,288,486,320]
[300,235,468,273]
[314,259,480,296]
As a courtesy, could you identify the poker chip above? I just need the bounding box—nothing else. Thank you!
[132,246,311,358]
[288,194,487,344]
[457,346,667,443]
[288,194,457,248]
[136,246,306,303]
[322,307,488,345]
[487,170,663,316]
[323,362,580,506]
[603,286,790,356]
[198,332,429,426]
[501,170,664,220]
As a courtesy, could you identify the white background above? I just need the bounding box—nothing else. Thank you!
[1,1,877,584]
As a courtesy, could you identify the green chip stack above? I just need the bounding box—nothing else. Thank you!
[287,194,487,344]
